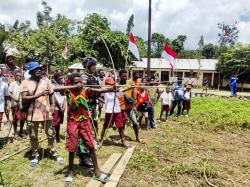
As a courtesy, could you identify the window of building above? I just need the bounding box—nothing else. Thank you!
[184,72,191,77]
[184,71,197,78]
[176,72,183,78]
[161,71,169,83]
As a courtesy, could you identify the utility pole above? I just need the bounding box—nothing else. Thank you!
[147,0,152,78]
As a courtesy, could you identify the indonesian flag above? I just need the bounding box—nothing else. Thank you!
[161,44,177,70]
[128,33,140,61]
[62,42,68,60]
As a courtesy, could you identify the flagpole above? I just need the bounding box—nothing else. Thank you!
[147,0,152,78]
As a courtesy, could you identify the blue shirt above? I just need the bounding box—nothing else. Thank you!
[172,82,184,100]
[230,76,237,87]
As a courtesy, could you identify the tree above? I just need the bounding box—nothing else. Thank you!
[151,33,170,58]
[171,35,187,54]
[202,43,216,59]
[218,44,250,84]
[126,14,134,35]
[79,13,132,69]
[0,24,8,63]
[177,50,198,59]
[6,1,77,72]
[218,22,239,48]
[135,36,147,58]
[37,0,53,28]
[198,35,204,50]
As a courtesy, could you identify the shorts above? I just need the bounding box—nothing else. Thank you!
[103,113,123,129]
[66,119,95,152]
[11,106,25,121]
[183,100,191,109]
[53,110,64,127]
[161,105,170,112]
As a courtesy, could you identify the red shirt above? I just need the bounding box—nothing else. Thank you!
[65,87,93,121]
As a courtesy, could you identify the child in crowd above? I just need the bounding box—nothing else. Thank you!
[182,85,192,115]
[9,70,25,138]
[55,73,112,184]
[52,72,66,143]
[159,87,172,121]
[136,85,149,128]
[100,77,128,147]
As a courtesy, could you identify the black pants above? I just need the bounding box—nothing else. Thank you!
[147,107,156,128]
[170,99,183,116]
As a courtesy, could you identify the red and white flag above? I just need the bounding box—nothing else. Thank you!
[161,44,177,70]
[128,33,140,61]
[62,42,68,60]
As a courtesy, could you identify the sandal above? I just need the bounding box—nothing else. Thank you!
[65,175,73,186]
[56,156,64,164]
[137,138,145,144]
[30,158,39,167]
[92,173,110,183]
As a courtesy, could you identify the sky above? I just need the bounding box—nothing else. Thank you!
[1,0,250,49]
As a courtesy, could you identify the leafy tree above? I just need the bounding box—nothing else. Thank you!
[218,44,250,84]
[202,43,216,59]
[171,35,187,54]
[37,0,53,28]
[0,24,8,63]
[79,13,131,69]
[151,33,170,58]
[126,14,134,35]
[135,36,147,58]
[177,50,198,59]
[6,1,76,72]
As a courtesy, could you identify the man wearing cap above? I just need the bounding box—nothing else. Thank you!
[170,77,184,117]
[77,57,100,168]
[20,61,63,167]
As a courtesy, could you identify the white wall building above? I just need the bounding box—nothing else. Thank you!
[131,58,220,87]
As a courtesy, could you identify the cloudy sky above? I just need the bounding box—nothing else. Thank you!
[1,0,250,49]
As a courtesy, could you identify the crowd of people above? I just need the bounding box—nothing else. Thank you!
[0,52,193,184]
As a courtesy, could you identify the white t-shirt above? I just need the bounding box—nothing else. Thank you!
[104,92,121,113]
[184,91,191,100]
[0,79,9,112]
[9,81,21,107]
[160,91,172,105]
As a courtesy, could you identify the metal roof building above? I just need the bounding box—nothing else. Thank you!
[131,58,219,87]
[132,58,218,71]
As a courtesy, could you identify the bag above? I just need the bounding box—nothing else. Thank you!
[124,94,134,104]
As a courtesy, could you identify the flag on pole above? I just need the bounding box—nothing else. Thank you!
[128,33,140,61]
[62,42,68,60]
[161,44,177,70]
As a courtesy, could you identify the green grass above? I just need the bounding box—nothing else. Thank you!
[0,98,250,186]
[177,97,250,130]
